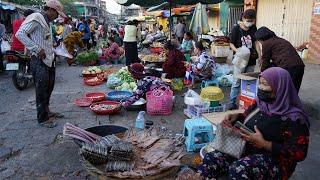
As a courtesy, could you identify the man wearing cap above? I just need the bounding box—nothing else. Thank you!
[16,0,66,128]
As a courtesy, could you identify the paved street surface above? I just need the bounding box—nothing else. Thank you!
[0,61,319,179]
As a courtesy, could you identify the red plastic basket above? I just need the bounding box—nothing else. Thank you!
[74,97,93,107]
[90,101,121,115]
[83,77,104,86]
[146,88,173,115]
[85,92,106,102]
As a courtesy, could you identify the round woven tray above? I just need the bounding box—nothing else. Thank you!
[79,156,180,180]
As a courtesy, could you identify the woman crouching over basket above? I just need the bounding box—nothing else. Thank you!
[122,63,170,107]
[197,67,309,180]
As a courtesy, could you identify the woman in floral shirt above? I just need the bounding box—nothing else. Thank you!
[198,67,309,180]
[123,63,170,107]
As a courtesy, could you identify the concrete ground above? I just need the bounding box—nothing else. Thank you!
[0,61,319,179]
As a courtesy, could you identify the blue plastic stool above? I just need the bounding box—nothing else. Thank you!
[183,118,215,152]
[201,78,219,89]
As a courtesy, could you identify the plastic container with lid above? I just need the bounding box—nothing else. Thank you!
[200,86,224,107]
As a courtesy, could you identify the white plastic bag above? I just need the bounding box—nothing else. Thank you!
[232,46,250,71]
[184,89,202,106]
[54,43,73,58]
[1,40,11,53]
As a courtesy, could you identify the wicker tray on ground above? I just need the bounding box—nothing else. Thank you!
[80,156,180,180]
[78,127,185,179]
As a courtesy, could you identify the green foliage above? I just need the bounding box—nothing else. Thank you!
[75,50,99,64]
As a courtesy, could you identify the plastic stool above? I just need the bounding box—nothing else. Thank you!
[201,79,219,88]
[183,118,215,152]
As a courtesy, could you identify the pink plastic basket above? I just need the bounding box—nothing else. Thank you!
[146,88,173,115]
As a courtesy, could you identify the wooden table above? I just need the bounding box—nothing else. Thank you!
[202,109,245,125]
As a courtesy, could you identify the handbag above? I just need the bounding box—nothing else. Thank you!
[240,29,259,61]
[211,108,260,158]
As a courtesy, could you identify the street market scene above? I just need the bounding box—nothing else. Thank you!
[0,0,320,179]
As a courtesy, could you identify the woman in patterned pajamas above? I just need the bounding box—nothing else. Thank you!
[198,67,310,180]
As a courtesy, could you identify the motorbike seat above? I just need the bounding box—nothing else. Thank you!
[4,50,28,59]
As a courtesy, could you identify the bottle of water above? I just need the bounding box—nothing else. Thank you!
[135,111,145,130]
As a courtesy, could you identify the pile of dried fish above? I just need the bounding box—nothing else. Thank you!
[103,127,186,179]
[64,124,186,178]
[63,123,134,171]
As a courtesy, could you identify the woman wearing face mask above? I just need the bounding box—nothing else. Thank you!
[197,67,309,180]
[255,27,305,93]
[229,9,258,110]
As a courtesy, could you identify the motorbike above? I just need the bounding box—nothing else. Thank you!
[4,50,33,90]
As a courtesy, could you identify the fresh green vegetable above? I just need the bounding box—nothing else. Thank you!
[75,50,99,64]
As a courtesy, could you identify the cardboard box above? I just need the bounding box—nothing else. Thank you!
[236,72,260,99]
[202,109,245,125]
[211,44,230,58]
[239,95,256,110]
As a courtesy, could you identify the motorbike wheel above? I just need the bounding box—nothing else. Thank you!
[12,65,29,91]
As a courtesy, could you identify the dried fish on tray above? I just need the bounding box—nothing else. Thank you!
[79,126,186,179]
[80,142,109,165]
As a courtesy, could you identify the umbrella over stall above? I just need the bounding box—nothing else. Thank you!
[189,3,210,36]
[116,0,223,38]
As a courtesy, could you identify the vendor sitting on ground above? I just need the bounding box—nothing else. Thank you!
[162,41,187,79]
[102,36,124,64]
[122,63,170,107]
[63,31,84,66]
[197,67,309,180]
[188,41,216,86]
[179,32,194,54]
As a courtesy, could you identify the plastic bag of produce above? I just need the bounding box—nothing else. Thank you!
[171,78,184,92]
[215,64,232,77]
[217,74,233,87]
[107,74,121,89]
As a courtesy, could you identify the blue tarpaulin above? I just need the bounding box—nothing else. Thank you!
[0,4,16,10]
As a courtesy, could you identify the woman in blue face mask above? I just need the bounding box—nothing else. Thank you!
[198,67,310,180]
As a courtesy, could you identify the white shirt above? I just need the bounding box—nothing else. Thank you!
[123,25,137,42]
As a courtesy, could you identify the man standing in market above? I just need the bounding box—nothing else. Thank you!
[175,19,187,43]
[16,0,66,128]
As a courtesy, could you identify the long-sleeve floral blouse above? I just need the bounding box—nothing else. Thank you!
[239,104,310,180]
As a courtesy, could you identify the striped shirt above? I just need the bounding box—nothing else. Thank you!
[16,13,55,67]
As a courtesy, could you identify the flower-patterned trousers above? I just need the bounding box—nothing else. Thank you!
[198,150,281,180]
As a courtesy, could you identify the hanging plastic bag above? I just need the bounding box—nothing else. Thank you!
[54,43,73,58]
[1,39,11,53]
[232,46,250,72]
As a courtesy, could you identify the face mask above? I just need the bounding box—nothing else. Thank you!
[257,89,275,103]
[244,21,253,28]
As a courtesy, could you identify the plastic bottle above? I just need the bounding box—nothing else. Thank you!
[135,111,145,130]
